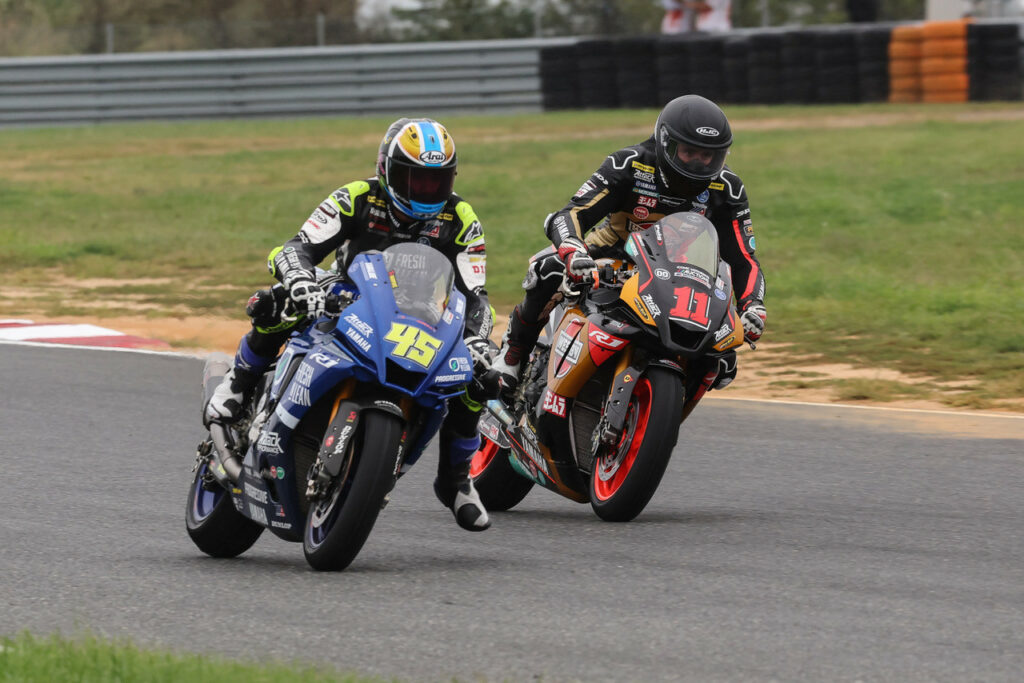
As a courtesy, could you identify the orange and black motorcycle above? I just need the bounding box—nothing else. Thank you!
[471,212,747,521]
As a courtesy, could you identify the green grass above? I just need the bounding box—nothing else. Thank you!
[1,104,1022,409]
[0,631,383,682]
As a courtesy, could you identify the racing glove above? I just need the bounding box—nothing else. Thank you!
[464,334,493,375]
[741,302,767,343]
[285,271,326,320]
[556,237,596,284]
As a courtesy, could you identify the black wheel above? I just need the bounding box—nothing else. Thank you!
[302,411,401,571]
[186,459,264,558]
[470,437,534,512]
[589,368,683,522]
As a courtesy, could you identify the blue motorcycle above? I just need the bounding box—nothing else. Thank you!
[187,242,476,570]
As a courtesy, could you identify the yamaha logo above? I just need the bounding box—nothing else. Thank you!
[696,126,720,137]
[419,150,447,164]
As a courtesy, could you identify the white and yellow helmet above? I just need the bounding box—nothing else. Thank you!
[377,118,457,221]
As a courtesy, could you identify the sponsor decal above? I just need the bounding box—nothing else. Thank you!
[636,181,658,192]
[637,195,657,208]
[593,172,608,184]
[257,431,284,455]
[422,223,441,238]
[435,373,468,383]
[633,206,650,220]
[696,126,720,137]
[310,210,329,224]
[318,201,338,219]
[248,503,268,525]
[420,150,447,164]
[542,389,567,417]
[456,297,465,315]
[631,160,656,174]
[295,363,314,387]
[708,182,725,191]
[287,383,310,407]
[245,481,268,504]
[335,425,354,454]
[310,352,338,368]
[361,262,377,280]
[347,411,357,422]
[715,288,727,301]
[623,374,634,383]
[270,520,291,530]
[697,190,710,203]
[345,328,371,352]
[573,180,597,198]
[587,327,628,365]
[633,170,655,183]
[675,265,712,287]
[641,293,661,317]
[655,268,670,280]
[714,322,732,341]
[518,434,550,476]
[736,207,750,217]
[344,313,373,337]
[276,505,286,517]
[442,309,455,325]
[269,466,285,479]
[332,189,353,213]
[742,219,754,237]
[324,435,335,449]
[633,297,650,321]
[449,357,471,372]
[749,237,756,250]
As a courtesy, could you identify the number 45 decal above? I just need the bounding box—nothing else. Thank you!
[385,322,442,368]
[668,285,711,329]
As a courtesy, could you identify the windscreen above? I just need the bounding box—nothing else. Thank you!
[383,242,455,327]
[650,212,720,276]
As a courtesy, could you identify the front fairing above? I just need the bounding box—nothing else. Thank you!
[622,213,742,357]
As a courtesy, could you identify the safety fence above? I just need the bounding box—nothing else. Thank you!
[0,23,1021,127]
[0,38,566,127]
[538,20,1024,110]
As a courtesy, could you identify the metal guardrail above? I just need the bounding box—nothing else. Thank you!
[0,38,571,127]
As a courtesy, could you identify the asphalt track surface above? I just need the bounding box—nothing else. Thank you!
[3,343,1023,682]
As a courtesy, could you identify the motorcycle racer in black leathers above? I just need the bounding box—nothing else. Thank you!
[206,118,493,531]
[492,95,767,394]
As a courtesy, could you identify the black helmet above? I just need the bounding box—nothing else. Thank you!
[654,95,732,198]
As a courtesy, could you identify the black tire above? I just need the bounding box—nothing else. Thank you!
[186,461,264,558]
[589,368,683,522]
[470,437,534,512]
[302,411,401,571]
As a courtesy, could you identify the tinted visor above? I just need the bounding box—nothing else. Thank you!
[388,160,456,206]
[663,139,728,181]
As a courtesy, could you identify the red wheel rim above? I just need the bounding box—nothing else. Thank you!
[470,438,500,479]
[592,377,652,501]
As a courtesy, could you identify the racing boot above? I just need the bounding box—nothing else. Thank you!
[491,305,544,394]
[204,336,273,425]
[433,433,490,531]
[204,366,260,425]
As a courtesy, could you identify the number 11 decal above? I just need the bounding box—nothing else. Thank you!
[668,286,711,328]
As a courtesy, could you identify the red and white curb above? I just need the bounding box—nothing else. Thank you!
[0,319,170,350]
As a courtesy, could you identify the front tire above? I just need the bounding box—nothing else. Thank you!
[303,411,401,571]
[186,460,264,558]
[589,368,683,522]
[470,438,534,512]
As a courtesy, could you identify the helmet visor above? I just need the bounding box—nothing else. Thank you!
[388,160,456,207]
[663,139,728,181]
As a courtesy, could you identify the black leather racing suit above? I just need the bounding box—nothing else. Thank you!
[510,136,765,386]
[240,178,493,468]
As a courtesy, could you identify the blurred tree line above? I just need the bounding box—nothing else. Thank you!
[0,0,925,56]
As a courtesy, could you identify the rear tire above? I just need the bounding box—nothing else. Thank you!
[470,438,534,512]
[589,368,683,522]
[186,460,264,558]
[303,411,401,571]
